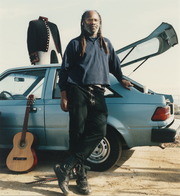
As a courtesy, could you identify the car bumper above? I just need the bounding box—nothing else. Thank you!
[151,119,180,143]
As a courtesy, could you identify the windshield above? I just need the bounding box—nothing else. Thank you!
[0,69,46,100]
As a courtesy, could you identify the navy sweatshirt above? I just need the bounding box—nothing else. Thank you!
[58,36,123,91]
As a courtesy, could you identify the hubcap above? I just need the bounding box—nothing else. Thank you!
[87,138,110,163]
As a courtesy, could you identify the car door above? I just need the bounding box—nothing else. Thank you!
[44,67,69,150]
[0,68,47,148]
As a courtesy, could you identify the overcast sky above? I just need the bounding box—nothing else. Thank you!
[0,0,179,99]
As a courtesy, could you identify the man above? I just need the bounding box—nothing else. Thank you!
[54,10,133,195]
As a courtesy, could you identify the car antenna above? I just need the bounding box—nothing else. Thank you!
[127,57,149,77]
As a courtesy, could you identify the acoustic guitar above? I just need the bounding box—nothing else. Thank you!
[6,94,37,172]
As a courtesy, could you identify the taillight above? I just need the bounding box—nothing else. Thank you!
[151,106,170,121]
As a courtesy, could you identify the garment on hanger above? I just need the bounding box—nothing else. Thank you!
[27,16,62,65]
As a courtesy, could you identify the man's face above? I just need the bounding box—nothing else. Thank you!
[83,11,101,37]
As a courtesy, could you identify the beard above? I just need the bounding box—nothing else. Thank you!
[83,24,100,37]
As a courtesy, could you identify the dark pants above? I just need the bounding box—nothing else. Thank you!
[67,84,108,163]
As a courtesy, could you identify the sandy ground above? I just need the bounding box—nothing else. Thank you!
[0,142,180,196]
[0,117,180,196]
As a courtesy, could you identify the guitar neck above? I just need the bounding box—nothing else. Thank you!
[21,102,32,143]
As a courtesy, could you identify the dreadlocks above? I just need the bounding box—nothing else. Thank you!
[80,10,109,57]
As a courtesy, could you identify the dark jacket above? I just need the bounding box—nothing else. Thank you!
[27,16,62,64]
[58,36,123,91]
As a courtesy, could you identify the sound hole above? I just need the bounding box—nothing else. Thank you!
[13,157,27,160]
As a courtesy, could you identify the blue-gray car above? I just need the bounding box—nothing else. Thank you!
[0,23,179,171]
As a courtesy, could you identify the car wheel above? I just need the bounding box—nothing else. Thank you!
[86,130,122,171]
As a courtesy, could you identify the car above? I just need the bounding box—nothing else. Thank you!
[0,22,179,171]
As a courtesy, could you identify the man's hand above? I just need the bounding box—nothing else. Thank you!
[60,91,68,112]
[121,79,133,90]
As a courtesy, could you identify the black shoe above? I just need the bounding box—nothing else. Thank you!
[76,177,91,195]
[76,164,91,195]
[53,164,70,196]
[53,156,79,195]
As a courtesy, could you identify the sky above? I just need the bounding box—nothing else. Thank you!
[0,0,180,101]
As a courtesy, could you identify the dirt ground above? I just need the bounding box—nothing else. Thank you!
[0,129,179,195]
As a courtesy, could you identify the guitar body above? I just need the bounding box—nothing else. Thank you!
[6,131,37,172]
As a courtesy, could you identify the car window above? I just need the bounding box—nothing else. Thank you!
[0,69,46,100]
[53,71,61,99]
[118,38,159,65]
[104,88,114,97]
[116,23,178,67]
[53,70,115,99]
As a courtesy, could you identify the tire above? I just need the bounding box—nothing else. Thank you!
[86,129,122,171]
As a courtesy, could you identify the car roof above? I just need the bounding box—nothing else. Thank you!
[1,64,61,75]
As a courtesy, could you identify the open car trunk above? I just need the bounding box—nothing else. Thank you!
[116,22,178,67]
[116,22,178,106]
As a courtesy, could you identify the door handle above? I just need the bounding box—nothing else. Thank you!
[30,107,37,113]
